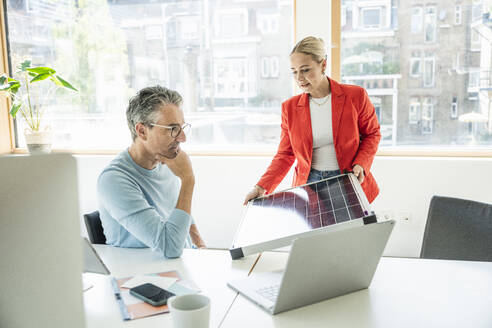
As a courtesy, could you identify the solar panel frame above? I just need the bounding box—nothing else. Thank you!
[230,173,375,259]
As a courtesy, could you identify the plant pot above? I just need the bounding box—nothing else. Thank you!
[24,128,52,154]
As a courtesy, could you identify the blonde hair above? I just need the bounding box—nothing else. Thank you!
[290,36,327,63]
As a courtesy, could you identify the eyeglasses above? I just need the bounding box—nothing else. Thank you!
[150,122,191,138]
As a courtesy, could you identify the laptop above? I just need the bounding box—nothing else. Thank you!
[228,220,395,315]
[82,237,110,275]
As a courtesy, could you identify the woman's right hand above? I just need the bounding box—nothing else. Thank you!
[243,185,266,205]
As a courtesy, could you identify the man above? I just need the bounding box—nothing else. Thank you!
[98,85,205,258]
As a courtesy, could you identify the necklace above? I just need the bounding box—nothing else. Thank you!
[310,95,330,106]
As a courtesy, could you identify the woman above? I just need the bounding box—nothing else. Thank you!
[244,36,381,204]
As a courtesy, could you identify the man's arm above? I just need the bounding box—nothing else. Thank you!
[161,150,206,249]
[98,170,192,258]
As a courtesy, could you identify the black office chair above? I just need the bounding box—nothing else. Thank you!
[83,211,106,245]
[420,196,492,262]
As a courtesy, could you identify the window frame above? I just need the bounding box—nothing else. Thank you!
[423,54,435,87]
[360,7,382,30]
[424,5,437,43]
[411,6,423,33]
[1,0,491,157]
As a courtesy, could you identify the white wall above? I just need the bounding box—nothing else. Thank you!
[76,155,492,258]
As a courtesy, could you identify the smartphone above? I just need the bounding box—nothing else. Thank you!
[129,283,175,306]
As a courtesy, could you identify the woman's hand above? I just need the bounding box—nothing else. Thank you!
[243,185,266,205]
[352,164,365,184]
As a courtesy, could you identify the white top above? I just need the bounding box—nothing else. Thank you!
[309,94,339,171]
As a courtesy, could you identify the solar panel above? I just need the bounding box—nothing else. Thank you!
[230,173,376,259]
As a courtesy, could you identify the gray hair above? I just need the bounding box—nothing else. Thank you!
[291,36,327,63]
[126,85,183,140]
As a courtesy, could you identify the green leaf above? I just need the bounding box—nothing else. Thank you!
[9,103,21,118]
[30,73,52,83]
[0,75,6,85]
[10,83,20,93]
[27,67,56,75]
[18,60,31,71]
[54,75,78,92]
[0,81,20,92]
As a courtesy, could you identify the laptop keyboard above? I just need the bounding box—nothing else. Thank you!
[256,284,280,302]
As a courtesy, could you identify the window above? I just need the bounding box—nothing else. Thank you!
[454,5,462,25]
[421,97,434,134]
[215,9,248,38]
[472,0,483,21]
[257,14,279,34]
[371,97,382,122]
[214,58,249,97]
[411,7,423,33]
[469,70,480,89]
[260,57,279,78]
[361,7,381,29]
[409,98,420,124]
[5,0,293,151]
[410,51,421,77]
[341,0,491,148]
[424,6,437,43]
[423,53,435,87]
[451,97,458,119]
[341,5,347,27]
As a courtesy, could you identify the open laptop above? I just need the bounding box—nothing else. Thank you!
[228,220,395,315]
[83,237,110,274]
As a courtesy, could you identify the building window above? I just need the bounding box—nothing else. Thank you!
[469,70,480,88]
[410,51,421,77]
[454,5,462,25]
[424,6,437,43]
[421,97,434,134]
[361,7,381,29]
[423,53,435,87]
[409,98,420,124]
[257,14,279,34]
[214,58,249,98]
[370,97,382,122]
[260,57,280,78]
[341,5,347,27]
[472,0,483,21]
[411,7,423,33]
[451,97,458,119]
[215,8,248,38]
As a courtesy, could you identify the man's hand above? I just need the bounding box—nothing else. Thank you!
[352,164,365,184]
[160,150,195,183]
[189,224,206,249]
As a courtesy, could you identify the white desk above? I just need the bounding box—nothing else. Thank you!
[84,247,492,328]
[83,246,257,328]
[222,252,492,328]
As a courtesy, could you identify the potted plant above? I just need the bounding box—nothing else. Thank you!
[0,60,77,154]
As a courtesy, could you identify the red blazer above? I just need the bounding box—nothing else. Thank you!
[257,77,381,203]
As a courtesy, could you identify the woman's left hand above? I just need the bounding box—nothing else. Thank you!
[352,164,365,184]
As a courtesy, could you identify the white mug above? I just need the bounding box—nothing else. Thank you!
[168,294,211,328]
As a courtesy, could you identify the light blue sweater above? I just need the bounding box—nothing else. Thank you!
[97,149,193,258]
